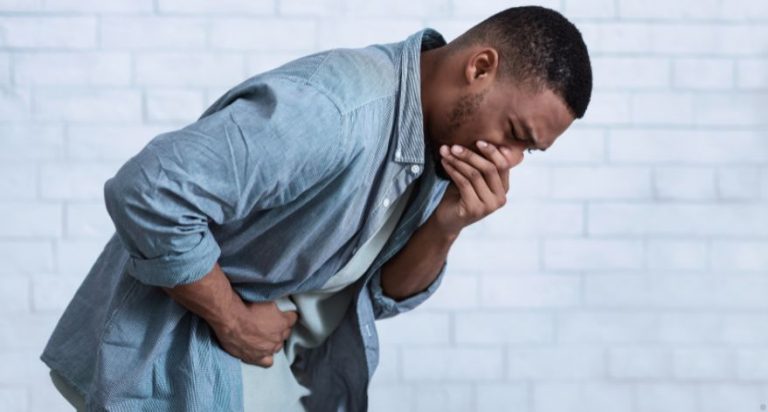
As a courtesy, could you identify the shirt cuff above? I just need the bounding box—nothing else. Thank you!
[368,258,448,320]
[125,230,221,288]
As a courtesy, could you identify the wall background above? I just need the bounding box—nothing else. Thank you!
[1,0,767,411]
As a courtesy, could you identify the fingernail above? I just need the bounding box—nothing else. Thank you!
[440,145,448,156]
[451,145,463,154]
[477,140,488,148]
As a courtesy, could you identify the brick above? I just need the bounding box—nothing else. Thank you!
[592,57,670,90]
[317,19,423,49]
[647,239,708,271]
[58,239,108,276]
[0,388,26,412]
[368,384,412,412]
[563,0,616,19]
[736,349,768,380]
[551,166,652,199]
[504,165,550,199]
[0,202,61,237]
[737,59,768,89]
[413,384,473,412]
[0,124,64,160]
[345,0,452,18]
[0,276,30,313]
[477,203,583,237]
[0,89,31,121]
[534,383,633,412]
[14,52,130,86]
[631,92,694,125]
[722,0,768,20]
[0,240,54,275]
[212,19,316,51]
[718,167,761,199]
[0,17,96,49]
[698,384,766,412]
[0,0,40,11]
[557,312,657,343]
[372,345,398,382]
[481,274,581,308]
[579,92,631,125]
[589,204,768,236]
[608,346,671,378]
[447,237,539,275]
[673,348,734,380]
[585,274,768,308]
[376,312,450,345]
[0,163,35,200]
[658,313,723,344]
[278,0,344,16]
[101,17,207,49]
[673,58,734,90]
[42,0,152,12]
[694,93,768,126]
[527,128,606,164]
[654,167,716,200]
[722,314,768,344]
[453,0,561,17]
[635,383,697,412]
[32,275,83,312]
[157,0,275,14]
[477,383,528,412]
[711,240,768,272]
[454,312,553,344]
[66,203,113,239]
[618,0,720,19]
[0,313,59,351]
[145,89,205,123]
[580,23,768,55]
[67,125,162,160]
[610,129,768,164]
[0,53,9,86]
[33,89,142,122]
[40,162,118,201]
[135,52,245,87]
[402,347,504,381]
[545,238,644,271]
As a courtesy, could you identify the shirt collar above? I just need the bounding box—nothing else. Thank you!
[392,28,447,166]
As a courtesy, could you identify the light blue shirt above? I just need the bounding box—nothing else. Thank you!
[41,28,450,411]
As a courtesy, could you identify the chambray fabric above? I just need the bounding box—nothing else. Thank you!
[41,28,450,411]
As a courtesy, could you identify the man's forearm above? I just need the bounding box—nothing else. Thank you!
[379,213,459,301]
[162,262,242,332]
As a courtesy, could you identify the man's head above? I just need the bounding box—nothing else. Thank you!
[421,6,592,178]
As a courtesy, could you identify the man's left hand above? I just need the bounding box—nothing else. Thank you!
[432,140,520,237]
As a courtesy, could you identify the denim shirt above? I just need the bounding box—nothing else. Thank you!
[41,28,450,411]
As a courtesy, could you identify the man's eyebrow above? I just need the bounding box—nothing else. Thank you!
[524,123,547,152]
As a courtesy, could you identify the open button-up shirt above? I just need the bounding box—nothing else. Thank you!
[41,28,450,411]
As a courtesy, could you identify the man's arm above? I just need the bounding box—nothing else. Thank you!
[162,262,298,367]
[379,213,459,301]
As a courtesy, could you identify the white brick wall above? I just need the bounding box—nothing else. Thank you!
[1,1,766,411]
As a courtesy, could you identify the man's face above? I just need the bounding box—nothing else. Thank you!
[426,76,575,180]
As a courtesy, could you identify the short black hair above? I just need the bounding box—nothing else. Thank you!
[452,6,593,119]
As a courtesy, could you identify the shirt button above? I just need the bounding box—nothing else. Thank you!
[395,149,402,160]
[410,165,420,174]
[382,198,391,208]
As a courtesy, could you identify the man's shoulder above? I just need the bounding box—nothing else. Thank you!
[280,42,404,115]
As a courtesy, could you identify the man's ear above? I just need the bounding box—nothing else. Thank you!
[464,48,499,85]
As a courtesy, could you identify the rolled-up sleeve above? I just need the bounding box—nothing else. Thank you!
[367,258,448,320]
[104,76,348,288]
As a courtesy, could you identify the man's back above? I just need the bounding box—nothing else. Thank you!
[41,28,451,411]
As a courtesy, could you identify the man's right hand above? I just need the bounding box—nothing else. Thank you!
[162,262,298,369]
[211,298,298,367]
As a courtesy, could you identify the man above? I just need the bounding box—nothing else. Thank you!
[41,5,591,411]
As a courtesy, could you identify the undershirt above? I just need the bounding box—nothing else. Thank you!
[241,182,416,411]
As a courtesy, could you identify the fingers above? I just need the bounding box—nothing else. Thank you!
[439,146,481,211]
[474,140,510,193]
[283,310,298,327]
[440,144,504,209]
